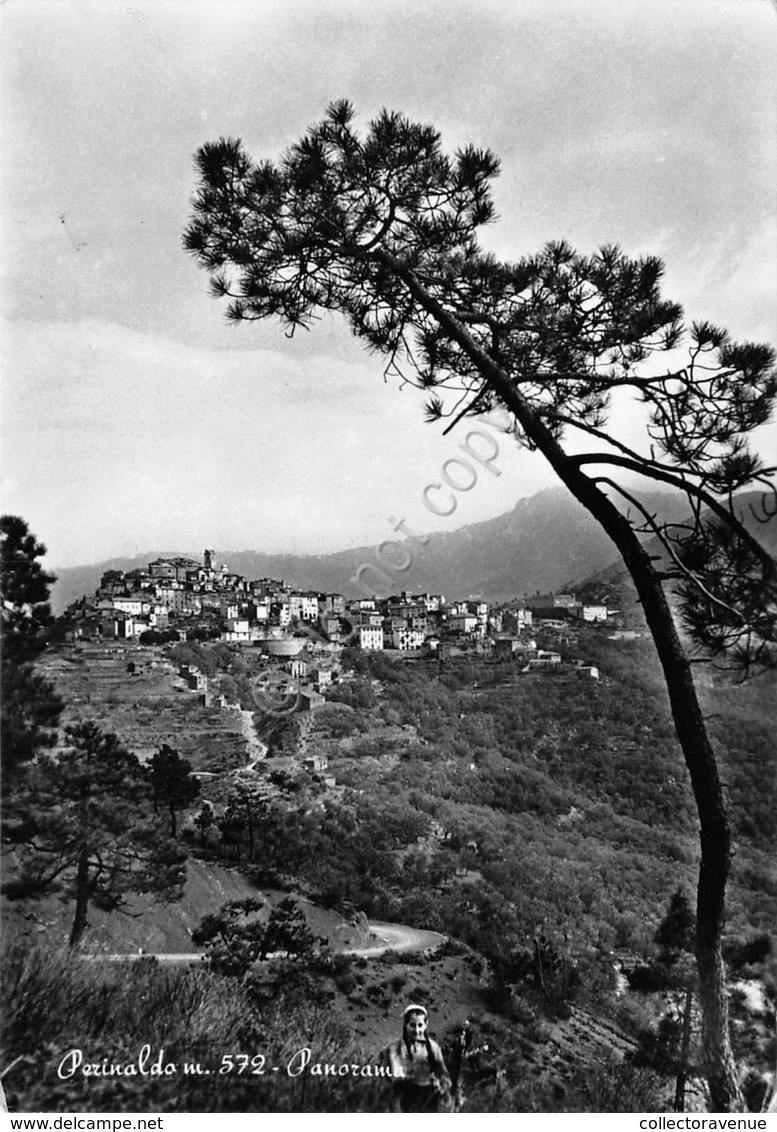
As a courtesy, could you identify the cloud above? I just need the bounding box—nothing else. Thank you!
[660,216,777,343]
[1,319,549,566]
[3,2,773,566]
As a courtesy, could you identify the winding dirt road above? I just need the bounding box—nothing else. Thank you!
[344,921,445,957]
[96,920,445,964]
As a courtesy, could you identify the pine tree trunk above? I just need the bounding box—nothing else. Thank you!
[169,798,177,839]
[695,942,740,1110]
[68,844,90,949]
[546,479,742,1111]
[381,264,745,1110]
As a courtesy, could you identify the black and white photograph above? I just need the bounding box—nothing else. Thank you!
[2,0,776,1117]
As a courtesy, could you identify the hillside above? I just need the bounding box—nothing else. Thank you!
[5,633,775,1113]
[4,856,375,956]
[29,632,777,958]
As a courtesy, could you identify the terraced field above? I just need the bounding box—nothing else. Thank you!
[38,642,250,772]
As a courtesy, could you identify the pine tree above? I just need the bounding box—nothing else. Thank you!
[183,103,777,1108]
[191,897,266,978]
[656,892,698,1113]
[261,897,326,961]
[1,516,63,782]
[150,744,200,839]
[194,801,216,844]
[5,722,186,948]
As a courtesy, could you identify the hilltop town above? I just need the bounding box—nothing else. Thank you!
[61,548,616,685]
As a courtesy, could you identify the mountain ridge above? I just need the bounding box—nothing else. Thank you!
[49,486,776,613]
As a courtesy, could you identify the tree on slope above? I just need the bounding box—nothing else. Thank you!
[632,891,699,1112]
[150,743,200,839]
[656,892,698,1114]
[192,897,266,978]
[5,721,187,948]
[261,896,326,961]
[1,516,63,784]
[183,101,777,1110]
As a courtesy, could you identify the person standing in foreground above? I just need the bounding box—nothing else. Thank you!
[382,1004,453,1112]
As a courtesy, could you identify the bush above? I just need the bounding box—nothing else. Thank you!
[496,938,581,1019]
[723,932,772,973]
[568,1058,663,1113]
[1,938,395,1112]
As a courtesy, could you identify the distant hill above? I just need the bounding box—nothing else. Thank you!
[49,486,776,613]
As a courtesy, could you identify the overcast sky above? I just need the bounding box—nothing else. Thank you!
[2,0,776,568]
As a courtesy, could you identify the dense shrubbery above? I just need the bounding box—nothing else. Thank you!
[322,647,775,979]
[138,629,181,644]
[178,640,774,979]
[0,939,395,1113]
